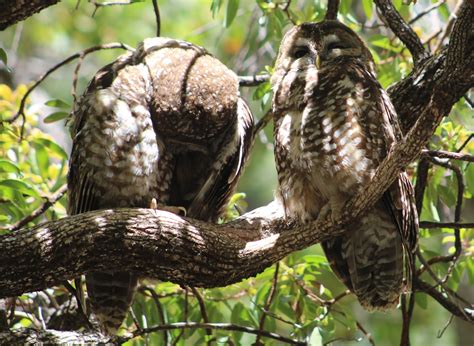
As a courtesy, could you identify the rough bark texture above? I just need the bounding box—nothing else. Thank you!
[0,0,60,30]
[0,1,472,344]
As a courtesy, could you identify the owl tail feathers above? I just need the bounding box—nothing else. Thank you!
[85,271,138,335]
[345,217,405,312]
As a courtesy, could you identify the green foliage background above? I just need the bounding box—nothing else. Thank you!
[0,0,472,345]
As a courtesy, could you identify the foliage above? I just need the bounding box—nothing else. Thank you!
[0,0,472,345]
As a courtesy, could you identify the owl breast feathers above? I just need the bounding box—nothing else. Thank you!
[271,21,418,310]
[68,37,254,334]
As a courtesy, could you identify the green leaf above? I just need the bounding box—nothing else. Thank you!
[44,111,68,123]
[45,99,70,109]
[0,179,40,198]
[0,48,7,66]
[0,159,21,175]
[362,0,373,19]
[33,138,68,159]
[415,293,428,309]
[224,0,239,28]
[210,0,223,18]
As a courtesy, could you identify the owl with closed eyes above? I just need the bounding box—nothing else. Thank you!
[271,21,418,310]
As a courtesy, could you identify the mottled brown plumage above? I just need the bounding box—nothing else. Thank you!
[68,37,254,334]
[271,21,418,310]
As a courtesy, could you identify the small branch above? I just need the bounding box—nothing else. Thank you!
[238,74,270,87]
[374,0,429,65]
[152,0,160,37]
[1,185,67,232]
[414,158,430,214]
[254,109,273,135]
[325,0,340,20]
[434,0,463,53]
[255,263,279,345]
[414,279,473,323]
[419,221,474,229]
[421,149,474,162]
[279,1,296,25]
[356,321,375,346]
[190,287,211,338]
[1,43,134,132]
[138,286,169,345]
[408,1,446,25]
[120,322,306,345]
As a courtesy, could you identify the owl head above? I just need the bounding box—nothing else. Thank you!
[271,20,375,112]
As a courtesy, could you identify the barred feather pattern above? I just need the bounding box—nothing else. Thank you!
[68,38,254,334]
[271,21,418,310]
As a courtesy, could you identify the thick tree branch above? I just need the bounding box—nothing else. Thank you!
[389,1,473,133]
[0,0,60,31]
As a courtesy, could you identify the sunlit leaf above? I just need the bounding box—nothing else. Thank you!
[224,0,239,28]
[0,159,21,175]
[0,179,40,198]
[45,99,70,109]
[44,111,68,123]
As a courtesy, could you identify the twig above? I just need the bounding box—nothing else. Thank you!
[456,133,473,152]
[356,321,375,346]
[254,109,273,135]
[152,0,161,37]
[400,294,414,346]
[88,0,139,16]
[325,0,340,20]
[414,279,473,323]
[437,314,454,338]
[279,1,296,25]
[414,158,430,214]
[138,287,169,345]
[434,0,463,53]
[2,185,67,232]
[421,149,474,162]
[374,0,429,65]
[119,322,306,345]
[409,1,446,25]
[426,157,463,265]
[420,221,474,229]
[238,74,270,87]
[1,43,134,138]
[255,263,279,345]
[190,288,211,338]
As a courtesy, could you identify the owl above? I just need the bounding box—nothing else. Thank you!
[271,21,418,310]
[68,37,254,334]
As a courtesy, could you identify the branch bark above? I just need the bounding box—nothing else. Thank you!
[0,0,61,31]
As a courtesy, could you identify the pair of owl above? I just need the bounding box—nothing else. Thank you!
[68,21,418,334]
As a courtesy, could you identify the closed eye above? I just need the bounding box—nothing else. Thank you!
[327,42,348,51]
[292,46,310,59]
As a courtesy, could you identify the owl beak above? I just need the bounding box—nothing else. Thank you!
[315,54,321,69]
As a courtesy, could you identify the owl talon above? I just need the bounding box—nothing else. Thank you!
[149,198,187,216]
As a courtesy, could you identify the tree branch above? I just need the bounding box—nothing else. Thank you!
[325,0,340,20]
[374,0,429,65]
[388,0,473,133]
[0,0,61,31]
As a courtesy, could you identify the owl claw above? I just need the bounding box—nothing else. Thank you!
[149,198,187,216]
[318,198,345,224]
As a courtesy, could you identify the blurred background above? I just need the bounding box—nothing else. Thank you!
[0,0,472,345]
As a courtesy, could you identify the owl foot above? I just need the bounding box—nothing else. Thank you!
[150,198,187,216]
[317,197,346,224]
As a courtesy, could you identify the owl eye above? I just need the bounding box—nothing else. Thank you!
[293,47,310,59]
[327,42,348,51]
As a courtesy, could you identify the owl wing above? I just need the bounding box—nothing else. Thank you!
[186,98,254,221]
[358,67,419,280]
[68,53,134,216]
